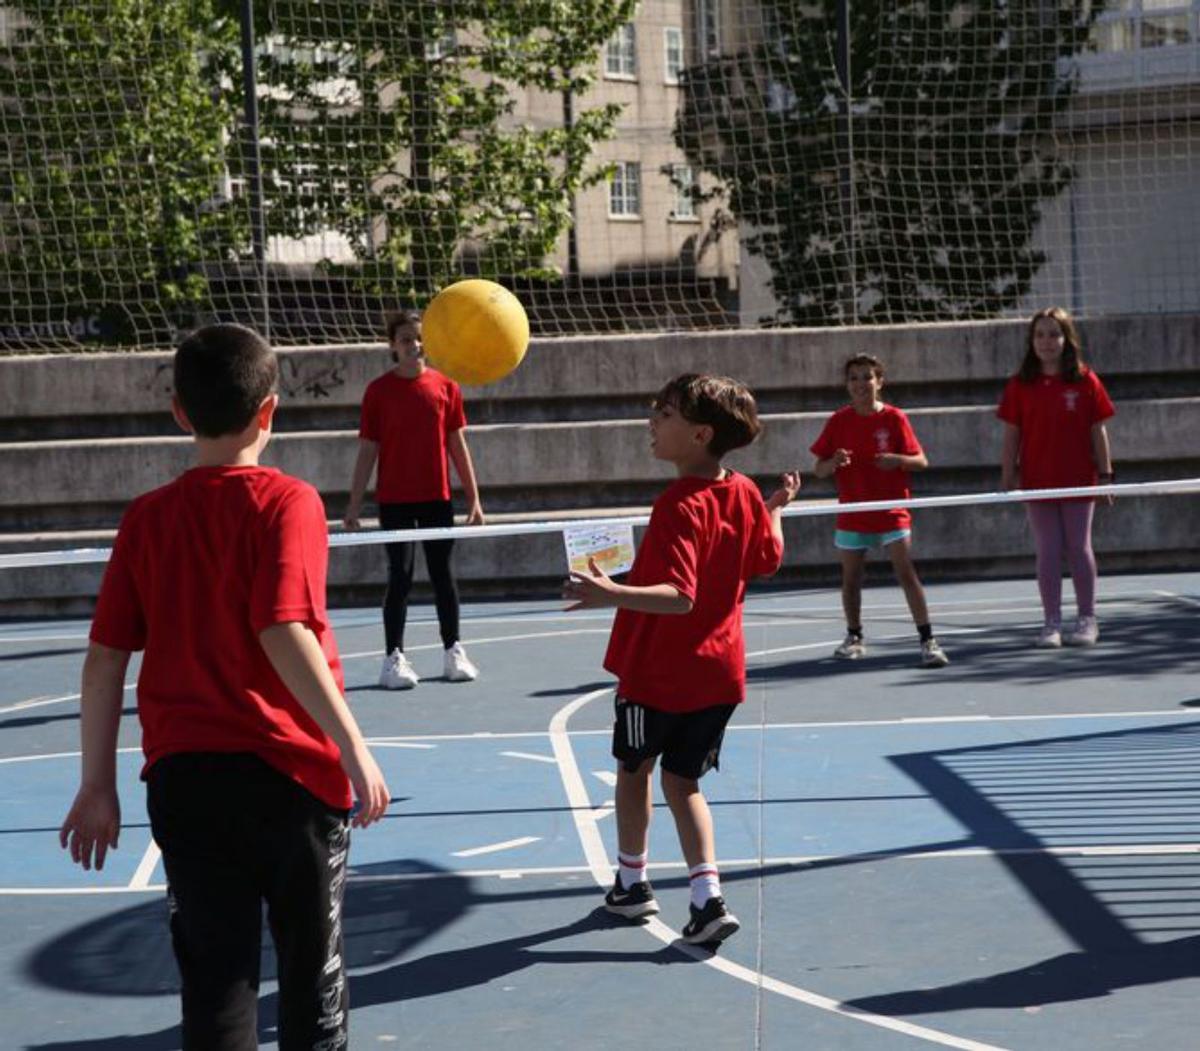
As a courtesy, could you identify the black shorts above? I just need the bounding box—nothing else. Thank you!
[611,695,736,780]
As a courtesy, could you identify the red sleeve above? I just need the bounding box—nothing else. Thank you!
[250,484,331,635]
[810,413,839,459]
[445,379,466,434]
[748,492,784,578]
[996,377,1022,424]
[634,500,701,603]
[358,380,380,441]
[894,409,922,456]
[1087,371,1115,422]
[89,511,146,652]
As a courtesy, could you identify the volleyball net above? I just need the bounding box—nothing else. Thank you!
[2,0,1198,352]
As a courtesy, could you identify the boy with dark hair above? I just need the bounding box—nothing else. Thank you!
[60,323,390,1050]
[564,373,800,944]
[811,353,949,668]
[344,309,484,689]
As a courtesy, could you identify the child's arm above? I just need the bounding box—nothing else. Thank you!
[344,439,379,530]
[764,471,802,544]
[812,449,850,479]
[563,558,693,614]
[1001,423,1021,490]
[875,451,928,471]
[1091,422,1114,505]
[259,622,391,827]
[447,429,484,525]
[60,642,130,871]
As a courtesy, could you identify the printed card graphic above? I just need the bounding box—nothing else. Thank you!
[564,522,636,576]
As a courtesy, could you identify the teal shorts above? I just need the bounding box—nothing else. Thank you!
[834,528,911,551]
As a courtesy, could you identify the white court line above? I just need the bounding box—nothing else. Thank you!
[7,842,1198,896]
[548,688,1008,1051]
[500,751,558,764]
[128,841,161,889]
[0,682,135,718]
[452,836,541,858]
[592,770,617,787]
[372,741,436,750]
[339,627,609,662]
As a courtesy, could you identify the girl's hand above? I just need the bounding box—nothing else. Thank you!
[562,557,620,611]
[832,448,852,469]
[465,502,485,526]
[874,453,902,471]
[766,470,802,511]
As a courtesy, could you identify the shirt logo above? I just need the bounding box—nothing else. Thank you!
[874,428,891,452]
[1063,390,1079,412]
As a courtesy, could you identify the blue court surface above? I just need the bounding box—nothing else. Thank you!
[1,571,1198,1049]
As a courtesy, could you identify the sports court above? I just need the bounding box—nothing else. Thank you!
[3,571,1197,1050]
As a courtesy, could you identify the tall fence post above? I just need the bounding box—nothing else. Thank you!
[239,0,270,339]
[835,0,857,324]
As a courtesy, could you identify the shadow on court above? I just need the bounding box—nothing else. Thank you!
[0,706,136,733]
[845,720,1200,1015]
[21,861,698,1050]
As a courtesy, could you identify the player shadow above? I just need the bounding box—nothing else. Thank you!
[528,681,613,698]
[22,862,695,1050]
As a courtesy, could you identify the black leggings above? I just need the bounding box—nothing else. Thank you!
[379,500,460,652]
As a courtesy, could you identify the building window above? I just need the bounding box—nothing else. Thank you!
[1091,0,1196,52]
[696,0,721,57]
[605,23,637,78]
[609,162,641,218]
[664,27,684,83]
[669,164,698,220]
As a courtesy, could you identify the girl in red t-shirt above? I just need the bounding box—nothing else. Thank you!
[998,306,1115,648]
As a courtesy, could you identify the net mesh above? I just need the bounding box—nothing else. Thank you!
[1,0,1198,351]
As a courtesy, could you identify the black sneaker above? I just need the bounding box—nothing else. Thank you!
[604,876,660,920]
[681,896,740,945]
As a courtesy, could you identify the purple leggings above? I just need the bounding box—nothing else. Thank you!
[1026,500,1097,624]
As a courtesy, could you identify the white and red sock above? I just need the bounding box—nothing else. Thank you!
[618,851,648,889]
[689,862,721,909]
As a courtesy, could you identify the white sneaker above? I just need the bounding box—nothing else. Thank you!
[1065,616,1099,647]
[379,649,419,689]
[920,638,950,668]
[1036,623,1063,649]
[833,633,866,660]
[444,641,479,682]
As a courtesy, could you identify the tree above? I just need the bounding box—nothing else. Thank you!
[675,0,1099,325]
[0,0,245,346]
[252,0,638,302]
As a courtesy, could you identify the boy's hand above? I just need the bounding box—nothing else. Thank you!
[60,784,120,871]
[341,742,390,829]
[562,557,620,611]
[342,503,362,531]
[874,452,902,470]
[465,501,485,526]
[832,448,852,469]
[766,470,802,511]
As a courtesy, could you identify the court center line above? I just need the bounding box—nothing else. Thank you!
[500,751,558,764]
[548,688,1009,1051]
[452,836,541,858]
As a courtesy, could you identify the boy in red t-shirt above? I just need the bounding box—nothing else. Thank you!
[59,324,390,1050]
[344,309,484,690]
[564,374,800,945]
[811,354,949,668]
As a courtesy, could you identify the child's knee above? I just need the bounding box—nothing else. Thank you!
[661,768,700,801]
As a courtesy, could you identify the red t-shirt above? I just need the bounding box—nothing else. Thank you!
[89,466,351,810]
[603,472,783,713]
[359,369,466,503]
[997,371,1115,490]
[810,404,922,532]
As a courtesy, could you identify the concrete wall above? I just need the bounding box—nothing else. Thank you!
[1,314,1198,614]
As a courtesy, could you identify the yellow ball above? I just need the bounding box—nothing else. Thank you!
[421,279,530,386]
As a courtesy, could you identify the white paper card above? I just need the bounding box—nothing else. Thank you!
[563,522,636,577]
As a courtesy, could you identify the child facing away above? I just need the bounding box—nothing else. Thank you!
[564,374,800,945]
[999,306,1115,648]
[59,324,390,1050]
[344,309,484,689]
[811,353,950,668]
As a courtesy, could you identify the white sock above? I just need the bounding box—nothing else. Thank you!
[689,862,721,908]
[618,851,648,889]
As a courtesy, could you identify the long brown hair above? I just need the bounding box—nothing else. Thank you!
[1018,306,1087,383]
